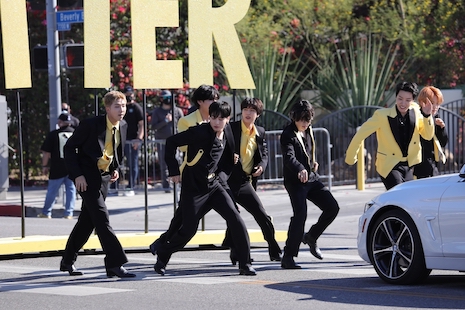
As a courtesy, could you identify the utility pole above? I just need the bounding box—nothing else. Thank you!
[46,0,62,131]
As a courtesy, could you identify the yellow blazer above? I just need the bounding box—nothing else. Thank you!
[177,110,205,172]
[345,104,434,178]
[433,136,446,163]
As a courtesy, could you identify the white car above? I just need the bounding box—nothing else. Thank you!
[357,165,465,284]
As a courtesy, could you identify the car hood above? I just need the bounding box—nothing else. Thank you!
[389,174,455,191]
[370,173,460,206]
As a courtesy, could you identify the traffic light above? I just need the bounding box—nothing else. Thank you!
[32,45,48,71]
[63,44,84,69]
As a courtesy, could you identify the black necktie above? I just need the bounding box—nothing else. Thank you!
[112,127,119,166]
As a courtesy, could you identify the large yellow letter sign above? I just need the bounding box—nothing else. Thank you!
[189,0,255,89]
[84,0,110,88]
[0,0,31,89]
[131,0,183,89]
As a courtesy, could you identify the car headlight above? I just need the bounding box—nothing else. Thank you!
[364,200,375,212]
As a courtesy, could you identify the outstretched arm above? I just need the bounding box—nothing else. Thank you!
[345,113,380,165]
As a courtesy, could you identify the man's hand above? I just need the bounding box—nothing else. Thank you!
[110,170,119,183]
[251,166,263,177]
[132,139,142,150]
[168,175,181,184]
[435,117,445,128]
[75,175,88,192]
[313,162,319,172]
[42,167,49,175]
[298,169,308,183]
[421,98,433,115]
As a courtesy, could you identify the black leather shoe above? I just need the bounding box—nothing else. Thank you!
[106,266,136,278]
[149,239,161,256]
[239,265,257,276]
[281,256,301,269]
[60,259,83,276]
[269,253,282,262]
[154,261,166,276]
[302,233,323,260]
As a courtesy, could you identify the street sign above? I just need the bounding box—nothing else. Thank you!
[56,9,83,31]
[57,23,71,31]
[56,9,84,23]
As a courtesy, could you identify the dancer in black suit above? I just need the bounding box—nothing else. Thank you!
[222,98,282,264]
[153,101,256,276]
[60,91,136,278]
[280,100,339,269]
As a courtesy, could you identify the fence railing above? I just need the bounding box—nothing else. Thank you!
[122,103,465,191]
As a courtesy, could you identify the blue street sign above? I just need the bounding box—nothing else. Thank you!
[56,10,84,24]
[57,23,71,31]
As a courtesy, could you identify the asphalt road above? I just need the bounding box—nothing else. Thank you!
[1,184,465,309]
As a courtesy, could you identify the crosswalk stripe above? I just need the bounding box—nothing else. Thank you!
[0,282,132,296]
[0,252,374,296]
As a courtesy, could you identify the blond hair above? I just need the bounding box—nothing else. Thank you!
[417,86,444,105]
[103,91,126,107]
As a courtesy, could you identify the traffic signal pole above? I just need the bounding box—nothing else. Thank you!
[46,0,62,131]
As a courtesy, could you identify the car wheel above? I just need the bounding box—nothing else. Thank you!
[368,209,431,284]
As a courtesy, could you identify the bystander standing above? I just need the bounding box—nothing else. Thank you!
[151,90,184,192]
[38,112,76,219]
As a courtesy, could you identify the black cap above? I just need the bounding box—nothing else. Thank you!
[124,85,134,93]
[58,112,71,122]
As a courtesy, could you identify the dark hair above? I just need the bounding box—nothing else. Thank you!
[209,101,231,119]
[395,82,419,99]
[191,84,219,108]
[289,100,314,122]
[240,97,264,115]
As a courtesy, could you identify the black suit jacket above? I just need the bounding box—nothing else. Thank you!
[228,121,268,190]
[64,115,127,190]
[280,122,318,186]
[165,122,235,195]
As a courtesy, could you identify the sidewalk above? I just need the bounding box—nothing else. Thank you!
[0,182,386,256]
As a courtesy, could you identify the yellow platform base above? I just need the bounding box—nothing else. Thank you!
[0,230,288,256]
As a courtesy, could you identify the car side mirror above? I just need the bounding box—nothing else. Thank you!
[460,164,465,178]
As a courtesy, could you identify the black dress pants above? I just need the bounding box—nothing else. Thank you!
[223,180,281,256]
[380,162,413,190]
[156,181,251,268]
[62,174,128,269]
[414,158,438,179]
[283,180,339,258]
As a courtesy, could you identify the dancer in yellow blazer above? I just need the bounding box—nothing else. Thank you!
[345,82,434,190]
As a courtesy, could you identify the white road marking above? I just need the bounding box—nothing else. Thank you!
[0,282,132,296]
[143,275,253,284]
[0,252,376,296]
[308,268,377,275]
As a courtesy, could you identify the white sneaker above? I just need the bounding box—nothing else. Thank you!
[124,190,135,197]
